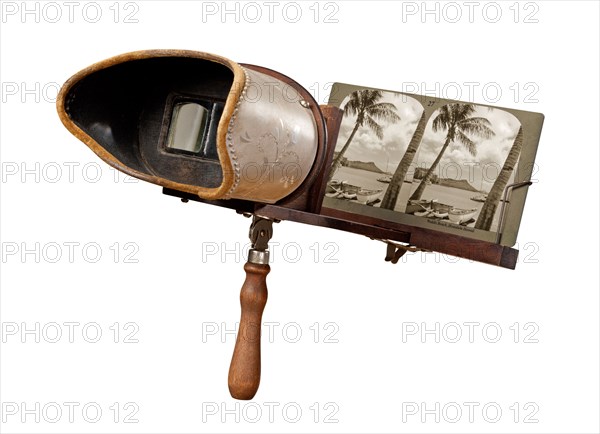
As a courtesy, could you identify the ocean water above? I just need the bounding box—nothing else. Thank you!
[330,166,501,231]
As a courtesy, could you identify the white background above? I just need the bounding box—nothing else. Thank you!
[0,1,598,433]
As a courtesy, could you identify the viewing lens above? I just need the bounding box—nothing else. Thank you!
[167,102,209,153]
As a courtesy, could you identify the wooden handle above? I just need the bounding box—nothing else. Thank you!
[228,261,269,400]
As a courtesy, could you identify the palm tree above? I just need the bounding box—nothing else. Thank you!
[475,126,523,231]
[409,103,495,201]
[380,111,427,210]
[327,90,401,183]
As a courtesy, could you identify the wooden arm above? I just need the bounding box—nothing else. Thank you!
[228,262,269,400]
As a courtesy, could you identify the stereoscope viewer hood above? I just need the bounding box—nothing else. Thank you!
[57,49,542,399]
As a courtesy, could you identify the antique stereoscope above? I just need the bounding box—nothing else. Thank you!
[57,50,544,399]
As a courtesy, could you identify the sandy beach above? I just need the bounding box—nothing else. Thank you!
[330,166,501,231]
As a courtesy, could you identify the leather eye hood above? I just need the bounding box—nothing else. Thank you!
[57,49,322,203]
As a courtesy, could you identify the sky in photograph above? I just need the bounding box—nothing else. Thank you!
[413,105,522,192]
[335,91,424,173]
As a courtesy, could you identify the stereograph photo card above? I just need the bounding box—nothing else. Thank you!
[324,83,544,246]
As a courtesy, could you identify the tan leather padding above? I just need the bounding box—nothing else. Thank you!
[56,49,246,199]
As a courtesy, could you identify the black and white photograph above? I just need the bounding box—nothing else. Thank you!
[325,89,425,210]
[404,103,522,232]
[324,85,544,245]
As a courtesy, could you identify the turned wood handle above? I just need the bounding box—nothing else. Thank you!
[228,261,269,400]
